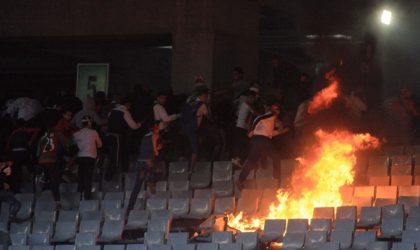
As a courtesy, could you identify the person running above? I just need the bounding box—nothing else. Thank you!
[73,116,102,200]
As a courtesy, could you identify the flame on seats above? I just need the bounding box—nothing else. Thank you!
[227,129,380,232]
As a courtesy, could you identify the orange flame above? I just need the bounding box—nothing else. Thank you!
[227,129,380,232]
[307,69,339,115]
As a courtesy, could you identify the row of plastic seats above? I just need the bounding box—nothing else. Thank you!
[367,154,420,176]
[381,144,420,156]
[369,175,420,186]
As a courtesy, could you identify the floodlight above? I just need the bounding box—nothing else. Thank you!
[381,9,392,25]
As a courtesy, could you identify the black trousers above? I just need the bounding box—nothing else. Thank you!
[0,190,21,217]
[77,157,95,199]
[41,163,62,201]
[232,127,250,161]
[10,150,30,193]
[239,135,277,182]
[105,134,127,181]
[127,161,151,211]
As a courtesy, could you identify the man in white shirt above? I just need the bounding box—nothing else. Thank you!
[232,90,256,167]
[73,116,102,199]
[153,91,179,132]
[237,101,289,188]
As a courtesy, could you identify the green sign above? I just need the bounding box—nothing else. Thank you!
[76,63,109,101]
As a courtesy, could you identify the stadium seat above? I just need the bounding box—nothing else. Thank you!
[194,189,215,200]
[339,186,354,205]
[125,210,149,230]
[9,246,29,250]
[52,221,77,242]
[79,246,100,250]
[147,219,170,235]
[79,220,101,236]
[32,221,53,236]
[16,201,32,219]
[304,231,327,248]
[10,222,31,234]
[168,172,189,182]
[35,210,56,223]
[336,206,356,220]
[369,176,390,186]
[149,245,171,250]
[103,209,125,222]
[35,201,56,213]
[197,243,219,250]
[126,244,147,250]
[334,219,355,232]
[190,172,212,189]
[383,145,405,156]
[259,219,286,242]
[374,186,397,206]
[392,242,415,250]
[236,232,257,250]
[169,181,189,192]
[60,192,81,210]
[358,207,381,228]
[104,192,124,201]
[286,219,308,233]
[398,196,419,215]
[15,193,34,204]
[144,231,164,246]
[214,197,235,215]
[380,205,404,238]
[172,244,196,250]
[124,173,136,191]
[58,210,79,222]
[10,233,27,246]
[100,220,124,242]
[167,232,189,245]
[256,178,278,189]
[171,190,193,199]
[188,198,211,219]
[352,196,373,209]
[415,176,420,185]
[353,231,376,249]
[101,200,122,211]
[368,156,390,176]
[195,162,212,173]
[354,186,375,198]
[405,145,420,155]
[79,200,100,213]
[313,207,334,219]
[212,231,233,244]
[398,185,420,196]
[219,244,242,250]
[80,211,103,222]
[402,230,420,243]
[309,242,339,250]
[213,180,234,197]
[390,155,413,175]
[27,233,49,245]
[212,162,232,182]
[330,230,353,249]
[310,219,331,232]
[150,210,173,222]
[236,197,258,216]
[103,245,125,250]
[146,198,168,211]
[391,175,413,186]
[168,198,189,218]
[55,245,76,250]
[280,159,299,187]
[405,216,420,231]
[366,241,390,250]
[38,191,55,201]
[282,232,305,249]
[32,246,53,250]
[169,161,189,174]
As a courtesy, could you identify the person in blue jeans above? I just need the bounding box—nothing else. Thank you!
[127,120,162,211]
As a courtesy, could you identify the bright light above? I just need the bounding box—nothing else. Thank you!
[381,9,392,25]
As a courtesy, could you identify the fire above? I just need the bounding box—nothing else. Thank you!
[307,69,339,114]
[227,129,380,232]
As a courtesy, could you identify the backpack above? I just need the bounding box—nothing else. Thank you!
[180,100,202,130]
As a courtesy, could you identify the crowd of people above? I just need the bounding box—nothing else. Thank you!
[0,57,420,220]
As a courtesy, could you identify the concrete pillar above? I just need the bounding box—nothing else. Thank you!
[172,0,259,94]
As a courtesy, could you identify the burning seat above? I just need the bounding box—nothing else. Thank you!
[259,219,286,242]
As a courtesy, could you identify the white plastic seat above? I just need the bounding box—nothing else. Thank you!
[358,207,381,228]
[55,245,76,250]
[79,246,100,250]
[144,231,164,246]
[16,201,32,219]
[310,219,331,232]
[34,201,56,213]
[330,230,353,249]
[103,245,125,250]
[34,211,56,223]
[336,206,356,220]
[236,232,257,250]
[219,244,242,250]
[100,220,124,242]
[52,221,77,242]
[368,156,390,176]
[80,211,103,222]
[103,208,125,222]
[146,198,168,211]
[375,186,397,204]
[27,233,49,245]
[392,242,414,250]
[9,246,29,250]
[168,172,189,182]
[60,192,81,210]
[304,231,327,248]
[171,190,193,199]
[169,181,189,192]
[214,197,235,215]
[172,244,195,250]
[367,241,390,250]
[10,233,27,246]
[125,210,149,230]
[282,232,305,249]
[334,219,355,232]
[190,172,211,189]
[213,180,234,198]
[79,200,100,213]
[391,175,413,186]
[104,192,125,201]
[126,244,147,250]
[101,199,122,211]
[10,222,31,234]
[58,210,79,222]
[32,246,54,250]
[401,230,420,243]
[286,219,308,233]
[79,220,101,236]
[169,198,189,218]
[147,219,170,235]
[32,221,53,236]
[369,176,390,186]
[167,232,189,245]
[197,243,218,250]
[353,231,376,249]
[150,210,173,221]
[188,198,211,219]
[169,161,189,174]
[399,196,420,215]
[259,219,286,242]
[37,191,55,201]
[236,197,259,216]
[149,246,171,250]
[390,155,413,175]
[310,242,339,250]
[380,205,404,238]
[212,231,233,244]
